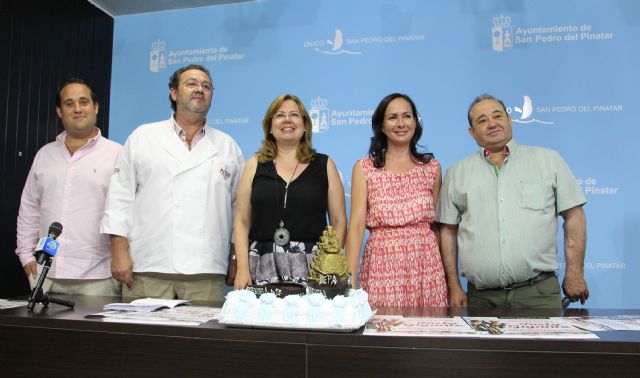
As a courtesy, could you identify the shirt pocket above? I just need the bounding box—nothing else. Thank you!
[209,158,236,192]
[518,179,554,212]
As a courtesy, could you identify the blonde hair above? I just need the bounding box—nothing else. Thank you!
[256,94,316,164]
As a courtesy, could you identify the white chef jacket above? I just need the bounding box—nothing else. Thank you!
[100,118,244,275]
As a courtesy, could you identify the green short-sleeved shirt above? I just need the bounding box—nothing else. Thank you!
[436,139,587,289]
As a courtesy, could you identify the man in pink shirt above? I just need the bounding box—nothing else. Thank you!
[15,78,122,296]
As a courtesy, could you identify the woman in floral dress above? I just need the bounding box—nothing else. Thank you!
[346,93,448,307]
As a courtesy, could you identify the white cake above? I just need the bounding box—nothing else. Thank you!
[219,289,373,329]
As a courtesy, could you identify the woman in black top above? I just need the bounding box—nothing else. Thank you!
[233,94,346,289]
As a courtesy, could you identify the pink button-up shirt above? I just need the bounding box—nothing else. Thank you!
[173,118,206,150]
[15,129,121,279]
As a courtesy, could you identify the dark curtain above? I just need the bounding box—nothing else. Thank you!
[0,0,114,297]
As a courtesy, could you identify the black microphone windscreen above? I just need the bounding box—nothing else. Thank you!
[48,222,63,239]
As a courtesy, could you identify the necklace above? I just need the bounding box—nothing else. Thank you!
[273,159,300,246]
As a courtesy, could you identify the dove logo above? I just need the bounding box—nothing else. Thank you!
[509,96,554,125]
[313,29,361,55]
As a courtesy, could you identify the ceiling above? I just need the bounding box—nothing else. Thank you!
[87,0,256,17]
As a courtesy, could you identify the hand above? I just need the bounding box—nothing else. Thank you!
[111,249,134,288]
[562,272,589,305]
[23,261,37,279]
[448,285,468,307]
[233,270,252,290]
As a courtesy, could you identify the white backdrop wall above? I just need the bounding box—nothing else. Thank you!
[109,0,640,308]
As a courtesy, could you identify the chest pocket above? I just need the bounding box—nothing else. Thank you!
[518,179,554,212]
[210,159,238,192]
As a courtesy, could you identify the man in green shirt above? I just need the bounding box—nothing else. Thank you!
[436,93,589,309]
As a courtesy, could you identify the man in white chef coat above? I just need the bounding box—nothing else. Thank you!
[101,64,244,301]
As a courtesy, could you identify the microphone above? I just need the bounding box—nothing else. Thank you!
[28,222,70,311]
[34,222,63,265]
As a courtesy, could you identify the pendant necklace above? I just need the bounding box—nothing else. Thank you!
[273,159,300,246]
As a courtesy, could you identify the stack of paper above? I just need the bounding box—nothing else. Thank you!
[103,298,190,313]
[96,306,221,326]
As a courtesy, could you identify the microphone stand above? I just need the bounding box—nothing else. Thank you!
[27,254,75,311]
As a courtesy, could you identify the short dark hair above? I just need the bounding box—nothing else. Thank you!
[168,64,212,112]
[56,78,97,107]
[369,93,433,168]
[467,93,508,127]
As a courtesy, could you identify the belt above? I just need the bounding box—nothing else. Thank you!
[501,272,556,290]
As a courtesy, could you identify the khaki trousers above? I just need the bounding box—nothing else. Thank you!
[123,272,226,302]
[29,276,122,297]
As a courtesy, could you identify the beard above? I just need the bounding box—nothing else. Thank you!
[180,96,211,115]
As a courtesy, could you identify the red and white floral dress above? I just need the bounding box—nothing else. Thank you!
[359,157,448,308]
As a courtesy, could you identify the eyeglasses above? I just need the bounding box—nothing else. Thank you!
[273,112,302,121]
[182,80,214,92]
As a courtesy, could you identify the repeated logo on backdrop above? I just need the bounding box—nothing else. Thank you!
[312,29,361,55]
[150,40,168,72]
[308,97,373,134]
[507,96,554,125]
[304,27,425,56]
[491,14,615,51]
[148,39,246,73]
[492,15,513,52]
[309,97,331,133]
[506,95,624,120]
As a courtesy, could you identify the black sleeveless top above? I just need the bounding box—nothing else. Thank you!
[249,153,329,243]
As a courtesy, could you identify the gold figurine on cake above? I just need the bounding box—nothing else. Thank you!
[308,226,351,298]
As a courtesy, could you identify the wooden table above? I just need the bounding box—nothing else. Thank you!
[1,296,639,377]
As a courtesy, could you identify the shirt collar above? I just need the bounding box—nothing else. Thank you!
[481,138,518,160]
[56,127,102,146]
[172,117,207,137]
